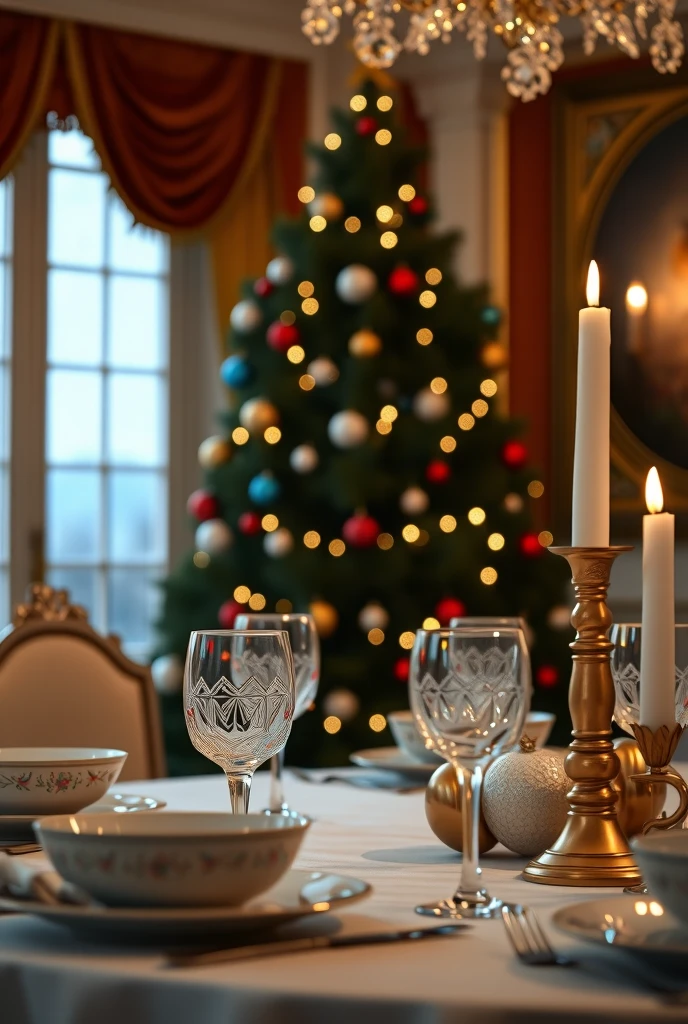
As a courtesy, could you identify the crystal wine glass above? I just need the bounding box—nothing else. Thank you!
[235,612,319,814]
[409,626,530,919]
[450,617,532,725]
[611,623,688,734]
[184,629,295,813]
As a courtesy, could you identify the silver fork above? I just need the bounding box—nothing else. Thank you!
[501,904,576,967]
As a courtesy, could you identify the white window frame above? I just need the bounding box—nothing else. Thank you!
[6,130,218,654]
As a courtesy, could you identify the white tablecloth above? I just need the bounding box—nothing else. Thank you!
[0,769,686,1024]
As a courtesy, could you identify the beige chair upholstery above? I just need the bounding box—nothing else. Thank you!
[0,584,166,781]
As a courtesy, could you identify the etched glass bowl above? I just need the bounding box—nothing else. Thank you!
[610,624,688,734]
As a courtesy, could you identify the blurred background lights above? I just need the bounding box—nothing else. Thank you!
[376,205,393,223]
[248,593,266,610]
[324,715,341,734]
[329,539,346,556]
[399,631,415,648]
[264,427,281,444]
[419,290,436,308]
[234,585,251,603]
[298,186,315,203]
[402,524,420,542]
[287,345,305,364]
[369,713,387,732]
[377,533,394,549]
[480,567,498,585]
[539,530,554,547]
[298,280,314,297]
[377,95,393,111]
[304,530,321,548]
[440,436,456,453]
[458,413,475,431]
[193,551,210,568]
[232,427,249,445]
[468,507,486,525]
[310,215,327,232]
[324,133,341,150]
[261,514,279,532]
[480,379,498,397]
[380,404,398,423]
[299,374,316,391]
[398,184,416,201]
[488,532,505,550]
[425,268,442,285]
[368,628,385,645]
[350,94,367,111]
[345,217,361,232]
[302,298,319,315]
[416,328,433,346]
[380,232,398,248]
[528,480,545,498]
[375,129,392,145]
[472,399,489,417]
[439,514,457,532]
[430,377,447,394]
[422,617,440,629]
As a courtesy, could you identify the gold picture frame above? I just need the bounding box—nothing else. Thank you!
[554,78,688,536]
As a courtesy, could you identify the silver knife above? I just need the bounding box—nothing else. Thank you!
[167,923,465,968]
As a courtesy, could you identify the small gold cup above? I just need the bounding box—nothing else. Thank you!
[630,722,688,833]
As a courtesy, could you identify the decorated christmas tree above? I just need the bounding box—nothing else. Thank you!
[154,81,572,776]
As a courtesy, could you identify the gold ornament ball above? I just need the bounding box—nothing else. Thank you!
[425,762,498,854]
[613,738,665,838]
[481,341,508,370]
[349,329,382,358]
[238,397,280,433]
[309,193,344,221]
[309,599,339,638]
[198,435,231,469]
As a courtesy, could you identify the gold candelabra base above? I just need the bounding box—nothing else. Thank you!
[630,723,688,833]
[523,546,642,887]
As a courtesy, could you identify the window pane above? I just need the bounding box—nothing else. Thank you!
[108,568,160,646]
[0,569,8,629]
[0,364,8,463]
[46,469,101,563]
[47,369,102,464]
[45,567,100,626]
[109,198,166,275]
[48,269,103,366]
[0,262,7,360]
[48,131,100,171]
[0,178,11,260]
[107,276,166,370]
[49,169,106,269]
[108,471,166,564]
[0,467,7,563]
[107,374,165,466]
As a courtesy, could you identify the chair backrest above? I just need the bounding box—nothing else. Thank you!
[0,584,166,781]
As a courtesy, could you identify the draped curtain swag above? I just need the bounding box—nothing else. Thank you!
[0,11,307,329]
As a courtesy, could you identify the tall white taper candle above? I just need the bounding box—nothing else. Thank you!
[572,261,610,547]
[640,467,676,730]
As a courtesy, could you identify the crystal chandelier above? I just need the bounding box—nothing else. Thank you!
[301,0,684,101]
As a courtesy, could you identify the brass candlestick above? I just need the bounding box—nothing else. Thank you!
[630,723,688,833]
[523,546,642,887]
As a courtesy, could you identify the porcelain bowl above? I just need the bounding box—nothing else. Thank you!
[389,710,556,764]
[632,831,688,927]
[0,748,127,815]
[35,812,311,908]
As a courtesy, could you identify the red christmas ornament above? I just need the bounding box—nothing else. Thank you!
[254,277,274,299]
[435,597,467,626]
[426,459,451,484]
[356,115,378,136]
[187,489,219,522]
[520,532,543,558]
[238,511,262,536]
[394,657,410,682]
[342,514,380,549]
[408,195,429,216]
[267,321,300,353]
[388,266,420,297]
[218,600,243,628]
[501,439,529,470]
[536,664,559,688]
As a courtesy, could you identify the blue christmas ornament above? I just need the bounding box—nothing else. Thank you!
[480,305,501,327]
[248,472,281,506]
[221,355,255,389]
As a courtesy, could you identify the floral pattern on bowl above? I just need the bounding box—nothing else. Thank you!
[0,749,127,815]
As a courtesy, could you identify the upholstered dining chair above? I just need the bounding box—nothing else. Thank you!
[0,584,166,780]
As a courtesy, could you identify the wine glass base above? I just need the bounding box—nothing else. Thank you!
[261,805,303,819]
[623,882,649,895]
[415,894,503,920]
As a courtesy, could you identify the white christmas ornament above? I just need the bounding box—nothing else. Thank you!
[400,486,429,516]
[335,264,378,304]
[483,740,569,857]
[229,299,262,334]
[308,357,339,386]
[357,602,390,632]
[239,397,279,433]
[290,444,319,474]
[323,688,360,722]
[413,387,450,423]
[264,527,294,558]
[328,410,369,449]
[195,518,234,555]
[151,653,184,696]
[266,255,294,286]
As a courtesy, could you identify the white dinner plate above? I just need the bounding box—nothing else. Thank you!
[0,793,166,842]
[350,747,438,780]
[0,870,371,943]
[553,895,688,971]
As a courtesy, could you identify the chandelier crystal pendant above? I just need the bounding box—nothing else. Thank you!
[300,0,684,102]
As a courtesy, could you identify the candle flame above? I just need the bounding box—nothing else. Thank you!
[586,261,600,307]
[645,466,664,514]
[626,281,648,314]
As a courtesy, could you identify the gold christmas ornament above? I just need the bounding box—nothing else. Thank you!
[198,435,231,469]
[612,738,665,839]
[309,192,344,221]
[480,341,508,370]
[309,599,339,638]
[425,762,497,855]
[238,397,280,433]
[349,329,382,358]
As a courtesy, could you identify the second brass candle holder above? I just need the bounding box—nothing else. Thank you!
[630,722,688,832]
[523,546,643,887]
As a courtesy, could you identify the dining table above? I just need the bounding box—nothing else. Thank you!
[0,766,686,1024]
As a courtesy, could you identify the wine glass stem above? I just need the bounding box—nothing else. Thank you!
[226,773,252,814]
[269,748,286,812]
[456,762,485,898]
